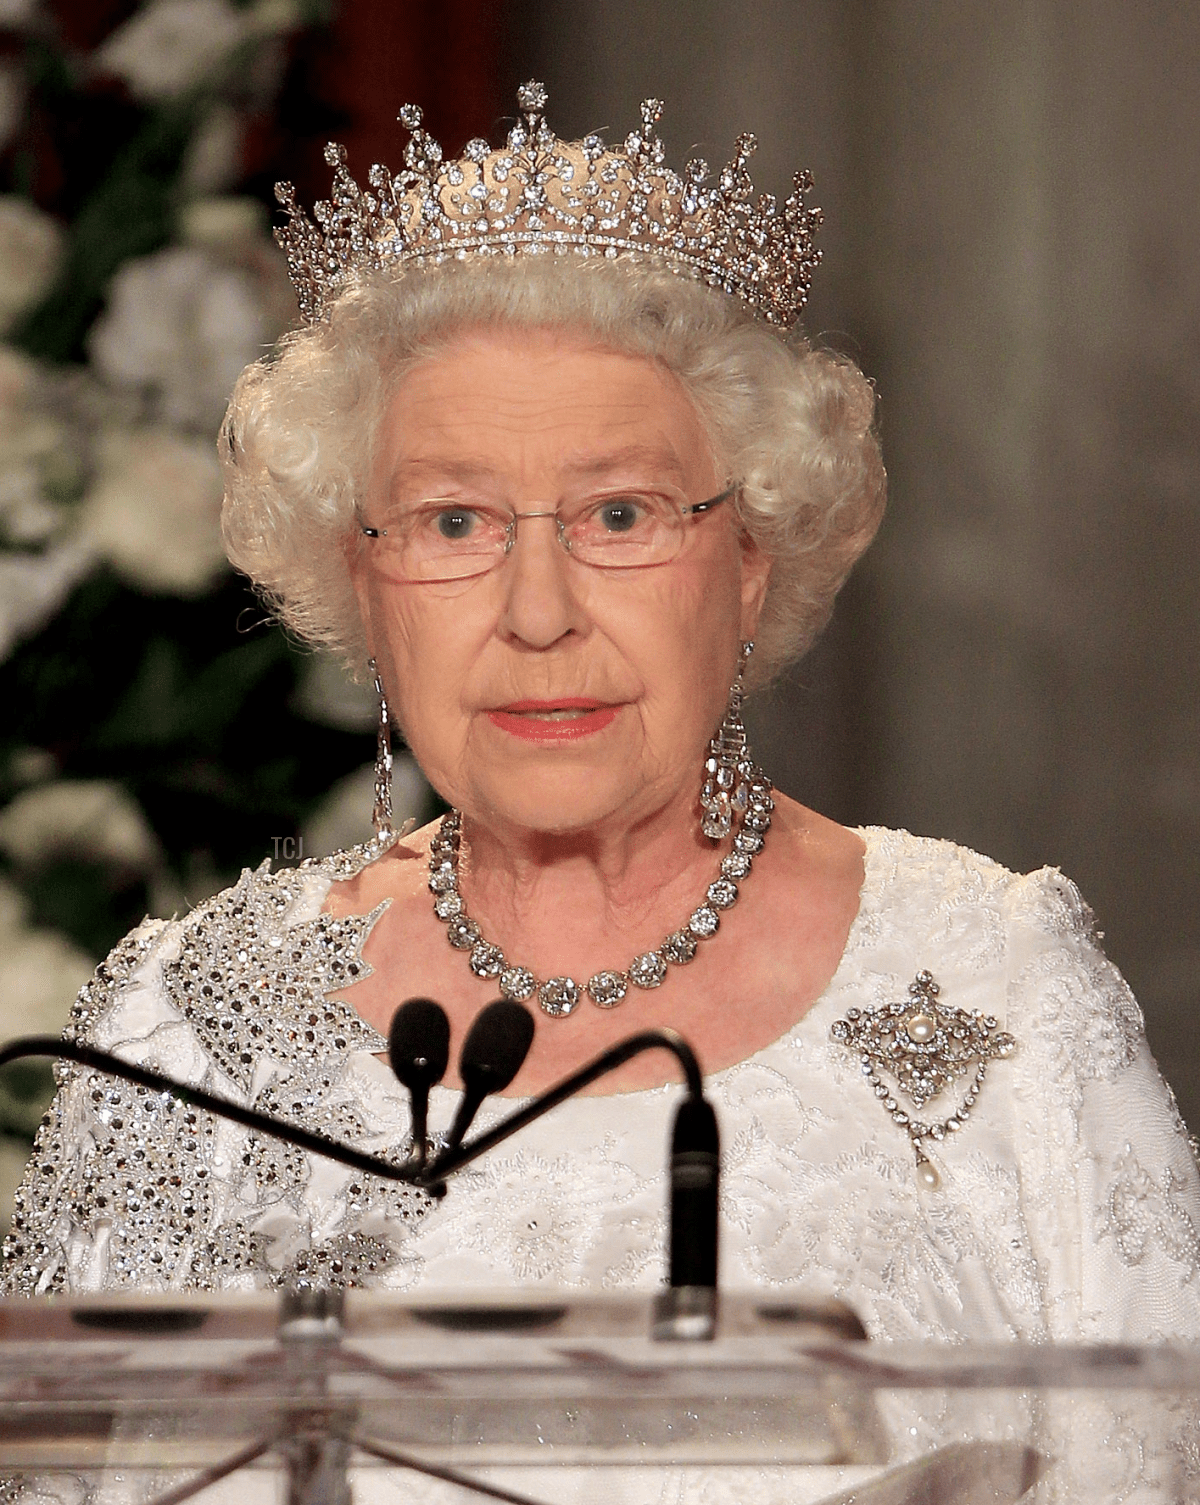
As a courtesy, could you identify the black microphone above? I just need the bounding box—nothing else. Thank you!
[668,1094,720,1290]
[387,998,451,1169]
[444,999,536,1153]
[652,1092,721,1340]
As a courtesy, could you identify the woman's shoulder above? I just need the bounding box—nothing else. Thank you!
[853,825,1147,1076]
[66,843,394,1060]
[857,824,1109,950]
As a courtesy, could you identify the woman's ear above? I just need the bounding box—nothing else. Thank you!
[346,529,377,659]
[739,535,772,640]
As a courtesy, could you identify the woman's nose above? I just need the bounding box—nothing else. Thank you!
[496,511,584,648]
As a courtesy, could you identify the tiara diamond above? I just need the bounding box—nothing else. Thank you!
[274,83,822,328]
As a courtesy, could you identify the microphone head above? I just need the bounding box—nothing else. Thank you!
[388,998,451,1092]
[459,999,536,1095]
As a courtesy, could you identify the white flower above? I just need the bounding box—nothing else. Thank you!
[0,876,96,1060]
[0,485,65,545]
[0,874,26,933]
[0,197,63,335]
[0,346,72,545]
[89,244,267,431]
[6,747,55,786]
[0,0,38,29]
[0,345,67,467]
[0,926,94,1040]
[78,426,226,596]
[95,0,251,101]
[0,347,101,659]
[0,537,95,662]
[0,780,160,869]
[302,757,430,859]
[0,409,67,547]
[0,343,34,416]
[178,195,267,250]
[245,0,305,34]
[0,882,92,1227]
[181,105,244,196]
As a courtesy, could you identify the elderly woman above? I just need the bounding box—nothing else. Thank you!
[4,85,1199,1500]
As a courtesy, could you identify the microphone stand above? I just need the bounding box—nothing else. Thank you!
[0,1036,424,1187]
[0,1029,702,1185]
[0,1030,717,1324]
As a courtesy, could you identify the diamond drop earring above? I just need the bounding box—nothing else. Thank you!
[369,658,393,840]
[700,641,753,842]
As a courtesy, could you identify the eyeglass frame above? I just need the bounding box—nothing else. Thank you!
[358,482,739,583]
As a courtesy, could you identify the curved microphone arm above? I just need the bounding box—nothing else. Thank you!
[0,1036,427,1186]
[0,1028,704,1194]
[420,1027,703,1185]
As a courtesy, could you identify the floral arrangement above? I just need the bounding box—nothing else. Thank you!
[0,0,430,1217]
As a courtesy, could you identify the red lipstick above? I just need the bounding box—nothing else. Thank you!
[486,698,621,742]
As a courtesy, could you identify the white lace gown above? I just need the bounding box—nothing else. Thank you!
[4,827,1200,1502]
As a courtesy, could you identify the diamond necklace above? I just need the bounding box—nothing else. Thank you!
[427,766,774,1018]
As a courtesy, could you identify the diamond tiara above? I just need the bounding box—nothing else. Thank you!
[274,81,823,328]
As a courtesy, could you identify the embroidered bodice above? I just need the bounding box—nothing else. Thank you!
[4,827,1200,1502]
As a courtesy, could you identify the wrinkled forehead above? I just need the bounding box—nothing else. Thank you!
[372,329,720,494]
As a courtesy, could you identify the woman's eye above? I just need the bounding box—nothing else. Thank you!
[596,498,643,533]
[433,508,477,541]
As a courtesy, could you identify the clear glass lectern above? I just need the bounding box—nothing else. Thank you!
[0,1290,1195,1504]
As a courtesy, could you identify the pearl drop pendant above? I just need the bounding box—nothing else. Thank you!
[914,1150,941,1191]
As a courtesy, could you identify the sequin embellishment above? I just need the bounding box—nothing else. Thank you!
[3,841,435,1296]
[163,861,386,1093]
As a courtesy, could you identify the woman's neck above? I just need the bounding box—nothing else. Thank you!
[323,794,867,1096]
[452,789,723,972]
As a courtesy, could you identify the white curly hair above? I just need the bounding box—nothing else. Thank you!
[220,255,885,689]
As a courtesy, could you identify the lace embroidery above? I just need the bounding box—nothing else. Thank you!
[1099,1146,1200,1282]
[2,829,1197,1501]
[1169,1403,1200,1482]
[1014,867,1102,944]
[1013,945,1144,1105]
[429,1140,660,1286]
[854,830,1010,971]
[4,834,1196,1322]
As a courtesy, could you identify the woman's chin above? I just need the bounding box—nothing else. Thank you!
[474,775,638,836]
[440,708,698,836]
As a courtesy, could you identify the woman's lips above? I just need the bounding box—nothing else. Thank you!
[485,699,622,742]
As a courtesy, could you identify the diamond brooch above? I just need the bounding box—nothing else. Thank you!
[830,971,1017,1190]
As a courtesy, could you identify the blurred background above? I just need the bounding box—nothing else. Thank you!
[0,0,1195,1216]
